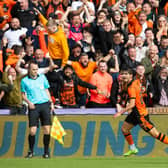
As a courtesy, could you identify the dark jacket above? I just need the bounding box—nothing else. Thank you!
[58,72,97,105]
[11,1,36,29]
[152,76,168,104]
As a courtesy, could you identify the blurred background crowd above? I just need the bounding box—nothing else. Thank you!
[0,0,167,114]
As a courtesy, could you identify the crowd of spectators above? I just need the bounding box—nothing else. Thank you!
[0,0,168,114]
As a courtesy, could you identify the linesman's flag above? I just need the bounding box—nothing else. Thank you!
[50,116,66,145]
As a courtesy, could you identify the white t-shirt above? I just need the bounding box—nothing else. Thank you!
[71,1,95,13]
[139,22,147,40]
[3,27,27,48]
[135,46,148,62]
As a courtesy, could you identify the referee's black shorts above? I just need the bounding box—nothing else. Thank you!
[125,108,154,132]
[28,102,51,127]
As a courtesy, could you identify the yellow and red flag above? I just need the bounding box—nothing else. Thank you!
[50,116,66,145]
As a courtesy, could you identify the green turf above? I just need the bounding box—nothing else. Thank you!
[1,157,168,168]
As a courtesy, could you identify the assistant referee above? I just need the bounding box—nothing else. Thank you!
[21,60,54,158]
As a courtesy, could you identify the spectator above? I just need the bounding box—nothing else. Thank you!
[0,0,16,43]
[5,45,25,68]
[69,43,82,61]
[64,26,76,52]
[158,35,168,58]
[121,46,140,75]
[98,19,113,55]
[111,30,125,66]
[160,49,168,70]
[135,36,148,62]
[142,2,154,21]
[128,10,153,39]
[144,28,157,46]
[110,70,128,108]
[35,8,69,68]
[71,0,95,17]
[111,10,128,32]
[57,64,97,108]
[23,45,34,66]
[155,15,168,43]
[124,33,136,48]
[141,44,160,79]
[44,0,68,19]
[2,66,24,115]
[15,50,55,76]
[68,53,97,107]
[11,0,36,29]
[87,60,113,108]
[31,0,46,17]
[90,9,107,50]
[134,0,144,8]
[0,80,13,108]
[104,50,120,80]
[135,64,154,107]
[153,66,168,107]
[3,18,27,48]
[80,27,95,60]
[63,12,90,42]
[1,37,25,68]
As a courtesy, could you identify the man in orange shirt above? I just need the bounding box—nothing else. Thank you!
[87,60,113,108]
[128,10,153,39]
[0,0,16,29]
[67,53,97,107]
[114,68,168,156]
[34,8,69,68]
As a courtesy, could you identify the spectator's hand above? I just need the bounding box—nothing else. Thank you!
[2,37,8,47]
[146,37,154,46]
[149,93,153,98]
[32,20,36,27]
[151,0,159,7]
[2,23,9,31]
[8,75,13,84]
[20,59,25,64]
[25,36,34,45]
[24,64,29,69]
[28,102,35,110]
[84,35,92,44]
[3,15,9,20]
[34,7,41,15]
[83,0,88,5]
[50,64,58,71]
[112,54,118,60]
[66,6,72,12]
[135,4,142,11]
[100,0,107,4]
[109,49,115,56]
[20,52,26,59]
[125,39,134,47]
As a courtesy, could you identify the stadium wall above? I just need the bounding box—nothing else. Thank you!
[0,108,168,158]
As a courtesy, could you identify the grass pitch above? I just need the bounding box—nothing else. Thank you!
[1,157,168,168]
